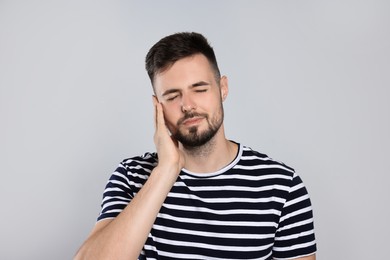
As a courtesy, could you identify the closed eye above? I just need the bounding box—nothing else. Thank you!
[166,95,179,101]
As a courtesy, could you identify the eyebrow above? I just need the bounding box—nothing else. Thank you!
[191,81,209,87]
[161,81,210,97]
[162,88,180,97]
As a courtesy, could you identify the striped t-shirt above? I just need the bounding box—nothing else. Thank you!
[98,143,316,259]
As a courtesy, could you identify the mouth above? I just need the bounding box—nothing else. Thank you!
[182,116,204,126]
[177,112,208,128]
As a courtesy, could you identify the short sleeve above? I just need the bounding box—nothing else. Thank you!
[97,154,157,222]
[272,172,317,259]
[97,163,133,221]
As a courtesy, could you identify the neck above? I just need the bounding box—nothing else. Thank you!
[180,127,238,173]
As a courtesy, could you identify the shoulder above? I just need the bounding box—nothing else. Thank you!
[121,152,158,169]
[111,152,158,181]
[238,145,295,177]
[105,152,158,193]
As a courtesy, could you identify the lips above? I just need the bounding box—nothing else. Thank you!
[182,116,204,126]
[178,112,207,126]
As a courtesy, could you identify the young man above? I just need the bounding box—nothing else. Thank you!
[75,32,317,260]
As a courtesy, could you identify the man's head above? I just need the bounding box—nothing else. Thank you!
[146,32,228,149]
[145,32,221,90]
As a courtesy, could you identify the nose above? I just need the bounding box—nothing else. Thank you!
[181,93,196,113]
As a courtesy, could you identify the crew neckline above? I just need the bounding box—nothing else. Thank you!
[181,142,242,178]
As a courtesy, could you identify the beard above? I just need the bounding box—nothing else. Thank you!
[173,107,224,148]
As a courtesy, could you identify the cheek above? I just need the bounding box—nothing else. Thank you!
[210,98,224,121]
[207,95,223,112]
[161,104,180,129]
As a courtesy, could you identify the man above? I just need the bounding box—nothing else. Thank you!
[75,32,317,260]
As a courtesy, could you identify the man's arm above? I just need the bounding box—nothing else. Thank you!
[74,98,184,260]
[292,254,316,260]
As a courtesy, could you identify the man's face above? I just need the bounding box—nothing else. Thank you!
[153,54,228,148]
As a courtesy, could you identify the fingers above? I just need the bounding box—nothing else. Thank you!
[152,95,165,130]
[151,96,183,171]
[152,95,158,129]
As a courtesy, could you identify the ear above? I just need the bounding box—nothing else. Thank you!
[220,76,229,101]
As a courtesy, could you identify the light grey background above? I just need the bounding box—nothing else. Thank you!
[1,1,389,259]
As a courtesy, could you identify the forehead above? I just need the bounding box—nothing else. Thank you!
[153,54,215,95]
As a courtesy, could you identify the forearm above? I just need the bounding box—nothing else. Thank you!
[75,165,178,260]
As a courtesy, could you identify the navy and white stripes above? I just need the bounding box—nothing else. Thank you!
[98,143,316,259]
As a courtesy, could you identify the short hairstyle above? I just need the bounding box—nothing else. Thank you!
[145,32,221,88]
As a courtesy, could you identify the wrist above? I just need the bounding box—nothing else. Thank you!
[152,163,181,183]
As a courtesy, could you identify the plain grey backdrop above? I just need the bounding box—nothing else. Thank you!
[1,1,389,259]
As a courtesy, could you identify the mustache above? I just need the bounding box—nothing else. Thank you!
[177,112,207,125]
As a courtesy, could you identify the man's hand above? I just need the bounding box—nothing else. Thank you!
[153,96,185,175]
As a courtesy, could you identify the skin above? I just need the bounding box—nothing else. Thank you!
[153,54,235,172]
[74,54,316,260]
